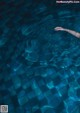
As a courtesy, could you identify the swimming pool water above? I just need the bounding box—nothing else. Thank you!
[0,0,80,113]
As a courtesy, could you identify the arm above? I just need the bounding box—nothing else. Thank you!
[54,27,80,38]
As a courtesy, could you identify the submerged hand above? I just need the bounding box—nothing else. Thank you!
[54,27,64,31]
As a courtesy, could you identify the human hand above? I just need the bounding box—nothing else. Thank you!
[54,27,65,31]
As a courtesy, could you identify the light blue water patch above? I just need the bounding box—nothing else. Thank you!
[60,57,72,68]
[33,3,47,14]
[21,25,32,36]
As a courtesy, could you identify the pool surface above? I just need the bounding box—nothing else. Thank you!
[0,0,80,113]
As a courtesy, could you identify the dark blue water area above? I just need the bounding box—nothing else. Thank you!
[0,0,80,113]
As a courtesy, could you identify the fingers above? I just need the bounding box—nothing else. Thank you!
[54,27,64,31]
[54,27,62,30]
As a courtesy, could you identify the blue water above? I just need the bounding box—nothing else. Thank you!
[0,1,80,113]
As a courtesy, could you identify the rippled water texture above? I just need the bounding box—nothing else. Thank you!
[0,0,80,113]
